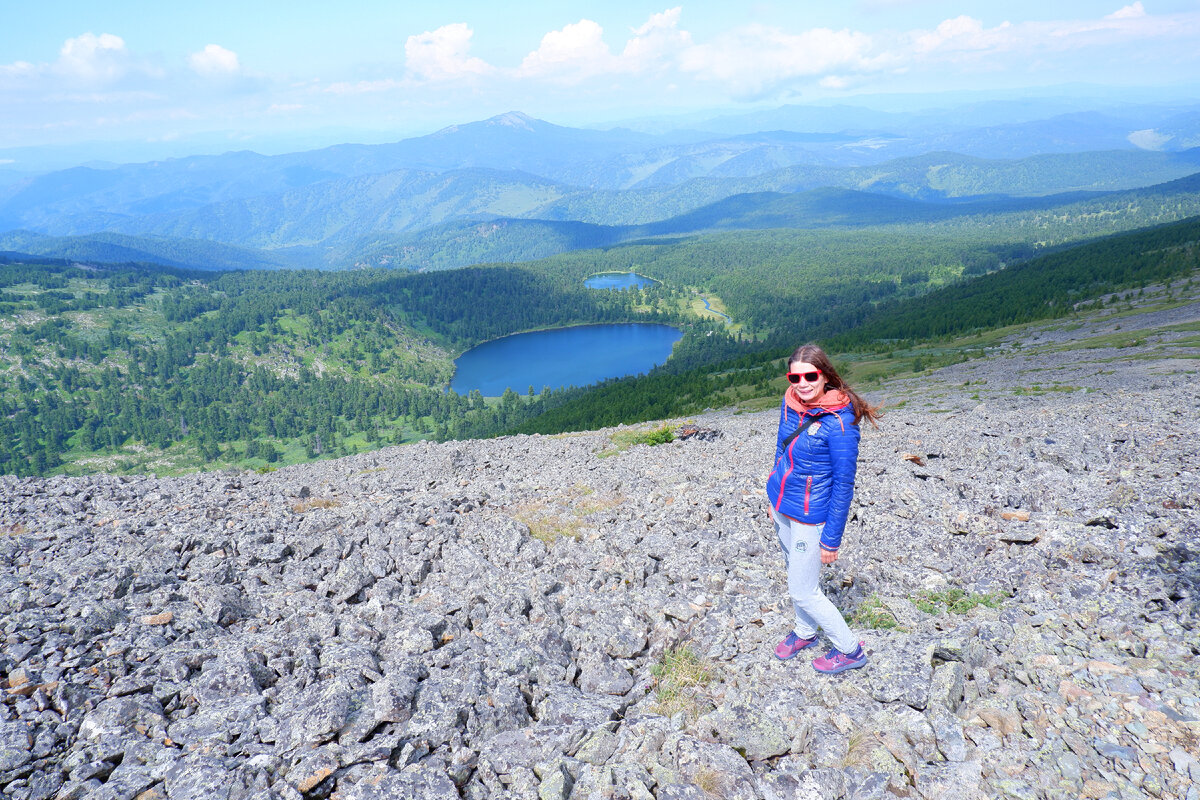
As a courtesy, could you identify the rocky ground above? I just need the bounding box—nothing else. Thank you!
[1,299,1198,800]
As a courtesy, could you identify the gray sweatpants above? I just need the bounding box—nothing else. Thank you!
[772,507,857,654]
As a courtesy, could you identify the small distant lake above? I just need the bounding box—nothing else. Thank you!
[451,323,681,396]
[585,272,659,290]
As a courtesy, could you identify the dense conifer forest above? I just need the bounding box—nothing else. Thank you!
[2,208,1199,477]
[833,217,1200,345]
[0,256,722,475]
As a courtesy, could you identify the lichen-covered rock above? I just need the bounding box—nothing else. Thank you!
[668,735,759,800]
[577,654,635,696]
[867,640,934,710]
[276,678,353,751]
[340,764,462,799]
[79,695,167,743]
[705,703,792,761]
[914,760,984,800]
[0,721,33,772]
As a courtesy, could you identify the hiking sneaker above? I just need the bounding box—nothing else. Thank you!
[774,631,819,660]
[813,643,867,674]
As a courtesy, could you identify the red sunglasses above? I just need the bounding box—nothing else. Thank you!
[787,370,822,384]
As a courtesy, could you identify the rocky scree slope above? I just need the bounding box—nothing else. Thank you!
[0,341,1198,800]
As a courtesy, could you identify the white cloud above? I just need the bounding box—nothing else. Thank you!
[1106,2,1146,20]
[902,5,1195,66]
[56,33,131,83]
[1046,3,1184,41]
[189,44,241,76]
[633,6,680,38]
[405,23,493,81]
[0,61,38,81]
[621,7,692,71]
[517,19,617,80]
[480,5,1200,100]
[0,32,164,90]
[516,10,695,83]
[678,24,876,97]
[913,16,1004,53]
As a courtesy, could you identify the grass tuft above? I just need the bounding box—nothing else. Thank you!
[910,588,1003,615]
[291,497,340,514]
[650,646,715,719]
[850,594,901,630]
[693,766,726,798]
[512,501,583,544]
[842,728,879,768]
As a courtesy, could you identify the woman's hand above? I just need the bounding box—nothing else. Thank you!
[820,548,839,565]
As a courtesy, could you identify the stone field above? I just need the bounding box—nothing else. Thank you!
[1,299,1198,800]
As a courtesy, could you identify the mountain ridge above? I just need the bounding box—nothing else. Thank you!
[6,103,1200,238]
[8,168,1200,273]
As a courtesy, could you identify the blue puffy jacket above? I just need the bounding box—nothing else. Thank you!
[765,397,860,551]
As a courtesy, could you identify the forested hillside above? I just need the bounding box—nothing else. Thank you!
[531,150,1200,225]
[0,256,735,476]
[4,209,1198,477]
[0,230,293,270]
[353,219,626,272]
[835,215,1200,345]
[507,215,1200,436]
[353,172,1200,272]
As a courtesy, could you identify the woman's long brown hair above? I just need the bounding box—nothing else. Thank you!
[789,343,881,428]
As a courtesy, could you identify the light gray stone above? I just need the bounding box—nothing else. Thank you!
[915,761,983,800]
[0,720,33,771]
[339,765,460,799]
[707,703,792,761]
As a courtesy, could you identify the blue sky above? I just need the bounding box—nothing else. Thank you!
[2,1,1199,163]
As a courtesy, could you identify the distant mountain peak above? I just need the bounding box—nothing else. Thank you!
[487,111,538,130]
[432,112,540,139]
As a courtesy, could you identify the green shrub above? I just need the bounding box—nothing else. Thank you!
[598,424,676,457]
[911,588,1003,615]
[640,425,675,446]
[850,594,901,630]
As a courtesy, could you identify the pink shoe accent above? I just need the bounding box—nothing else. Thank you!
[774,631,819,660]
[813,642,867,674]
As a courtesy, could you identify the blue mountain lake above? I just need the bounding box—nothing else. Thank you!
[450,323,682,396]
[584,272,659,290]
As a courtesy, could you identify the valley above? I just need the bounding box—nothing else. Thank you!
[2,101,1200,478]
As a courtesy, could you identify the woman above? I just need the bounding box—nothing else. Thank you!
[765,343,879,674]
